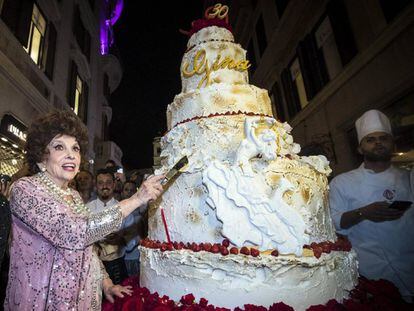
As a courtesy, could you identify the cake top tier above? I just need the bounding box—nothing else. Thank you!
[180,4,250,92]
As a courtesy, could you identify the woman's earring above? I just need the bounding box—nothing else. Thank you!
[38,163,46,172]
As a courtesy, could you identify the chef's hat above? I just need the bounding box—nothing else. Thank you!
[355,110,392,143]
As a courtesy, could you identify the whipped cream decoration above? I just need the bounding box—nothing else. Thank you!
[203,160,309,255]
[235,117,300,175]
[300,155,332,176]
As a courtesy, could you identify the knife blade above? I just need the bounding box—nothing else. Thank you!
[161,156,188,185]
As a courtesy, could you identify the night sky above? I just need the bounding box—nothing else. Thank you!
[109,1,206,170]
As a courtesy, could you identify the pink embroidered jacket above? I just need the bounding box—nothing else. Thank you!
[4,176,123,310]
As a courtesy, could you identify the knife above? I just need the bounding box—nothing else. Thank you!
[159,156,188,243]
[161,156,188,185]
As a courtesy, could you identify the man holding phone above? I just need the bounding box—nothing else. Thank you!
[329,110,414,302]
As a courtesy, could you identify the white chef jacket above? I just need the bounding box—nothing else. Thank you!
[329,164,414,298]
[86,197,135,260]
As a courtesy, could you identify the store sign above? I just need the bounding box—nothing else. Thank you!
[0,114,27,147]
[8,124,27,141]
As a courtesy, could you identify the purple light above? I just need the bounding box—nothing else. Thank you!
[100,0,124,55]
[110,0,123,26]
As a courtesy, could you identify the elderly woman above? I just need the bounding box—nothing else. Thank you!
[4,110,164,310]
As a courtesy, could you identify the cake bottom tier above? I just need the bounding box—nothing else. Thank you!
[139,247,358,311]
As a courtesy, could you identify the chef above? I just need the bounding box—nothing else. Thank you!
[329,109,414,302]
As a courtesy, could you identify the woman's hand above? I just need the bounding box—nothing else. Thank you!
[133,174,165,207]
[103,283,133,303]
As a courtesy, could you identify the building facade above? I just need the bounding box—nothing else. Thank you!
[0,0,124,176]
[231,0,414,175]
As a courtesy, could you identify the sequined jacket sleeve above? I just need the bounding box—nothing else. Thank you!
[10,177,123,250]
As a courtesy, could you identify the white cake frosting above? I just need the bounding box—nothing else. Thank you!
[187,26,234,48]
[167,83,273,129]
[140,247,358,311]
[141,22,358,310]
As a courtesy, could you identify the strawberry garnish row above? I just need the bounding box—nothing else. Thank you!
[140,236,352,259]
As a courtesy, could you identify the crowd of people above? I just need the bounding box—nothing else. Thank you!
[0,108,413,309]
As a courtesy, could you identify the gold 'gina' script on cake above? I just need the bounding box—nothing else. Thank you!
[182,49,250,88]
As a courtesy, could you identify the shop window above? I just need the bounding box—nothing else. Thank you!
[24,3,46,66]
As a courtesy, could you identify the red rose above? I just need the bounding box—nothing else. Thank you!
[120,295,143,311]
[269,302,294,311]
[230,247,239,255]
[222,239,230,247]
[152,306,171,311]
[199,297,208,307]
[244,304,267,311]
[271,250,279,257]
[306,305,327,311]
[180,293,195,305]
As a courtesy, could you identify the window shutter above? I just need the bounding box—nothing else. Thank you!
[327,0,357,66]
[44,22,57,80]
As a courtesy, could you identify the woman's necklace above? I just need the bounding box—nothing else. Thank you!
[37,171,90,215]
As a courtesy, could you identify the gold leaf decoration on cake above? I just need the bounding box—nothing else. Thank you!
[265,173,281,188]
[186,209,201,224]
[301,188,311,204]
[282,190,294,205]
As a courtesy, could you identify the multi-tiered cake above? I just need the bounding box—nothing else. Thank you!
[140,5,358,310]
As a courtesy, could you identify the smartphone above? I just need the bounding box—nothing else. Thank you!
[117,167,123,174]
[389,201,412,211]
